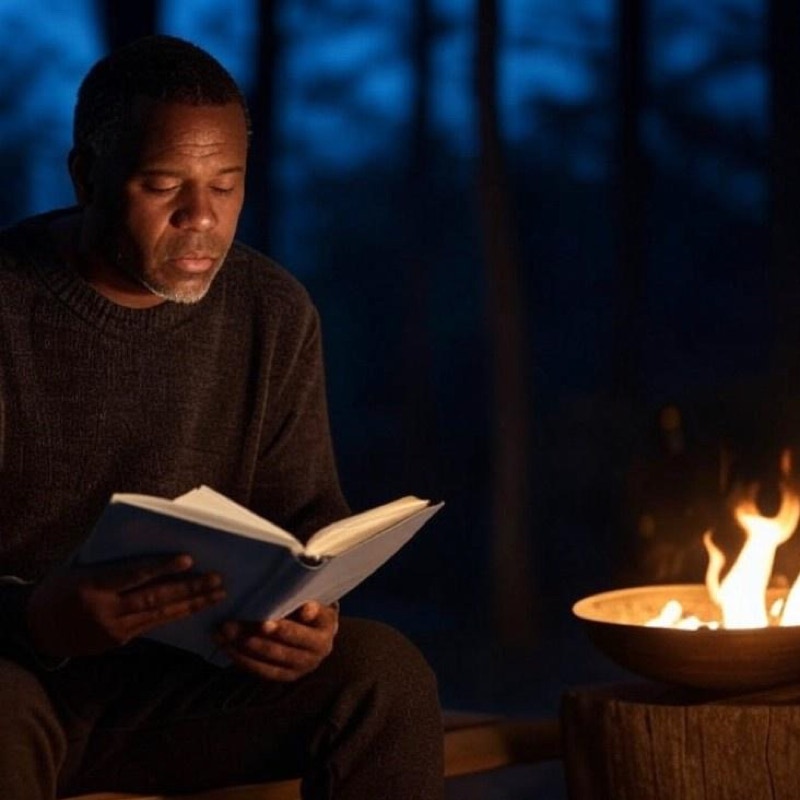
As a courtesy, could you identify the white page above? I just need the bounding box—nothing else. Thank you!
[269,502,444,618]
[174,486,293,538]
[111,489,302,552]
[306,496,431,557]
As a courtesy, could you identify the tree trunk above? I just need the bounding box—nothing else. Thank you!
[611,0,646,401]
[401,0,437,493]
[768,0,800,435]
[475,0,534,644]
[243,0,279,253]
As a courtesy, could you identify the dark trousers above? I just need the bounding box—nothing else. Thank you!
[0,617,444,800]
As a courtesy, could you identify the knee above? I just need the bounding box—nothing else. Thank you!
[0,658,56,723]
[0,658,66,757]
[303,621,444,796]
[331,618,441,723]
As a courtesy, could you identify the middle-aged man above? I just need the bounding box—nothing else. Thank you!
[0,34,444,799]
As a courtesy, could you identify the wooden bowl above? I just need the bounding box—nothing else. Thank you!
[573,584,800,692]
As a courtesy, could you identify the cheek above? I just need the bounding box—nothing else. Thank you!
[221,196,245,235]
[123,203,171,253]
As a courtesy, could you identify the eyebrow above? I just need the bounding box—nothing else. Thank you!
[137,166,245,178]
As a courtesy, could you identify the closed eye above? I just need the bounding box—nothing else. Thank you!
[143,184,179,194]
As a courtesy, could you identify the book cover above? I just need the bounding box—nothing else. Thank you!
[74,489,443,664]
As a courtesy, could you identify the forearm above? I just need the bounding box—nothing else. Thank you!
[0,578,35,651]
[0,578,69,669]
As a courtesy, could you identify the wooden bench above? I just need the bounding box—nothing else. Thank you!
[63,711,562,800]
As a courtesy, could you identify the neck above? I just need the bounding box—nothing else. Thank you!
[48,209,164,309]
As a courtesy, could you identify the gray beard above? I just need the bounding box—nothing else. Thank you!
[114,248,219,305]
[136,273,212,304]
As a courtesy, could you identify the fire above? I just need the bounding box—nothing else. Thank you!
[645,598,717,630]
[648,453,800,630]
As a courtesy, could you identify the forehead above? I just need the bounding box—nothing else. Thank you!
[121,99,248,165]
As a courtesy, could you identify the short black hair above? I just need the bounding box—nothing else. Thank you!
[73,34,251,157]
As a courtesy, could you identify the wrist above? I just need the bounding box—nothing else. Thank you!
[15,582,71,670]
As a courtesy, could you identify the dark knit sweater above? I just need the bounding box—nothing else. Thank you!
[0,208,349,638]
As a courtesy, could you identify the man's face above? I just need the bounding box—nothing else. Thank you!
[82,99,248,304]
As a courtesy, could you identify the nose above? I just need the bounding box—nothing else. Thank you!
[170,186,216,231]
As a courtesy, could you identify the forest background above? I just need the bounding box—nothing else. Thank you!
[2,0,798,717]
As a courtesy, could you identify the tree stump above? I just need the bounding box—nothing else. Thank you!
[561,682,800,800]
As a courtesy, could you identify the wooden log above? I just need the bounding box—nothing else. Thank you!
[561,682,800,800]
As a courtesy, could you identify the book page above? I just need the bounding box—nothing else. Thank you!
[266,502,444,619]
[173,486,289,533]
[305,496,431,557]
[111,488,302,551]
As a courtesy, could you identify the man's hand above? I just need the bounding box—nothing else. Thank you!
[25,555,226,658]
[214,601,339,682]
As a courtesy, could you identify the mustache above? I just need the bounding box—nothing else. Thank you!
[165,237,228,259]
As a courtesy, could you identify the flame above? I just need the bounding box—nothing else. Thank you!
[781,568,800,625]
[648,451,800,630]
[704,483,800,628]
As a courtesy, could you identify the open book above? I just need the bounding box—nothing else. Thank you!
[74,486,444,665]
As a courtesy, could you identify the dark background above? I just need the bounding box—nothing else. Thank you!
[3,0,799,755]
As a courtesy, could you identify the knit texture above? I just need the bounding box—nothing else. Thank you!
[0,208,349,632]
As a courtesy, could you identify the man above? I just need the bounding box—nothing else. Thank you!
[0,34,443,799]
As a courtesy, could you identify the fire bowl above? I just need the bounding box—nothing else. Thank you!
[573,584,800,692]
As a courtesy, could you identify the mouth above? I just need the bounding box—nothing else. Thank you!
[167,255,218,274]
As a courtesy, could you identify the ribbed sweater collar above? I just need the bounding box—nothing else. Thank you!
[16,208,214,336]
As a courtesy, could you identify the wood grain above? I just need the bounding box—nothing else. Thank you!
[562,682,800,800]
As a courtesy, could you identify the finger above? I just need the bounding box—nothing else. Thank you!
[92,554,195,592]
[123,586,227,637]
[267,618,330,652]
[217,620,271,641]
[221,618,320,657]
[240,626,334,673]
[221,644,305,682]
[215,620,324,666]
[119,576,225,618]
[294,601,323,623]
[118,573,225,626]
[269,606,339,650]
[304,601,340,625]
[119,573,224,615]
[118,571,223,606]
[218,631,320,676]
[291,601,340,626]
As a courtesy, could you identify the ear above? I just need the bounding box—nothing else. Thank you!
[68,147,94,206]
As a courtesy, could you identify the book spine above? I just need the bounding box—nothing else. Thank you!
[231,555,324,622]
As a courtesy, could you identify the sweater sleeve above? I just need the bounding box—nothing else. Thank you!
[0,577,34,642]
[249,304,351,542]
[0,578,69,669]
[0,579,44,663]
